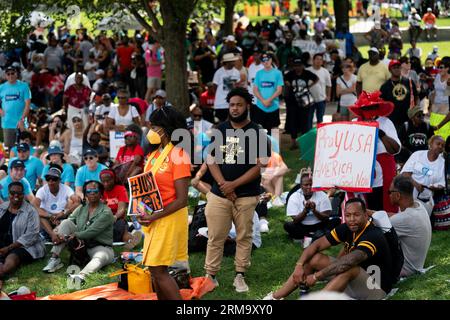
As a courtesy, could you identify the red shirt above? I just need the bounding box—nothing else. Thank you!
[103,185,129,215]
[64,84,91,109]
[117,144,145,169]
[200,90,215,109]
[116,45,136,73]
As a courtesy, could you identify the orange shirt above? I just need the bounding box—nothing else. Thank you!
[145,146,191,207]
[423,13,436,25]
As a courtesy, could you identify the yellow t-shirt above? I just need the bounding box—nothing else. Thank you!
[357,62,391,93]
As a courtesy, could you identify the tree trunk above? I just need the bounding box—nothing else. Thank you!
[224,0,238,36]
[334,0,350,32]
[161,27,190,117]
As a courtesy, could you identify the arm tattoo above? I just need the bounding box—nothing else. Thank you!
[318,250,368,280]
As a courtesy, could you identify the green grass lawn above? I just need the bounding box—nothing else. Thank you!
[358,40,450,63]
[2,145,450,300]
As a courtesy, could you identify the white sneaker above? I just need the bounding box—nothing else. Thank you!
[233,274,249,293]
[205,274,219,288]
[271,196,284,207]
[259,219,269,233]
[42,257,64,273]
[262,291,284,300]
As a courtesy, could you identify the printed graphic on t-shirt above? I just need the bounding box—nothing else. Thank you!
[392,83,407,101]
[220,136,244,164]
[260,81,275,88]
[292,79,307,92]
[413,162,433,177]
[408,133,427,148]
[223,76,237,91]
[5,94,20,101]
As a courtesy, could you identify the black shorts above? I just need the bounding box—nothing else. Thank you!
[0,247,34,265]
[250,105,280,132]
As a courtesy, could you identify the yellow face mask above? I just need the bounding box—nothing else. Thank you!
[146,129,162,145]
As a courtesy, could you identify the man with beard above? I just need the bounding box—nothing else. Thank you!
[204,87,270,293]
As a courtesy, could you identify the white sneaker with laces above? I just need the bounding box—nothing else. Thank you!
[42,257,64,273]
[259,219,269,233]
[233,274,249,293]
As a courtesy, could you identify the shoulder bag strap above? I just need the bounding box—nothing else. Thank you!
[144,142,174,175]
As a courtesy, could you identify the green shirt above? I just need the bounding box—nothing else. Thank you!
[68,202,114,246]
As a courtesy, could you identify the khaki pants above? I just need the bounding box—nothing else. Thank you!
[51,219,114,276]
[204,192,259,275]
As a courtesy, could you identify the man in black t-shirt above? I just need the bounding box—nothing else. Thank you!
[264,198,395,300]
[380,60,419,130]
[204,87,270,293]
[397,106,434,163]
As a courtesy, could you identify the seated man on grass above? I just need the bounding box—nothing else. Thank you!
[265,198,398,300]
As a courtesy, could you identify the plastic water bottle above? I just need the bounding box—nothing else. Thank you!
[131,215,142,231]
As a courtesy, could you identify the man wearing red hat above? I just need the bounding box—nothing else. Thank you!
[380,60,419,130]
[349,91,401,213]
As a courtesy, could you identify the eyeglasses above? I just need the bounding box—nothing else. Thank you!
[72,118,82,123]
[388,189,399,195]
[9,191,24,196]
[46,177,59,182]
[85,188,99,194]
[84,156,96,161]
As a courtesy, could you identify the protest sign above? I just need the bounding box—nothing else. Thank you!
[127,171,164,216]
[312,121,379,192]
[109,131,125,160]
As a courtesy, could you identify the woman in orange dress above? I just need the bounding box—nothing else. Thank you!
[137,106,191,300]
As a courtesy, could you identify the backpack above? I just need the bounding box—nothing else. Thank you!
[188,203,208,252]
[383,227,404,284]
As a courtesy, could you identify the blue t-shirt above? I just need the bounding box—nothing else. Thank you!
[10,145,37,158]
[0,176,32,201]
[0,81,31,129]
[75,163,107,187]
[9,156,44,190]
[41,163,75,188]
[253,68,284,113]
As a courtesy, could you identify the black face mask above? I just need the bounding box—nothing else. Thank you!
[229,108,249,124]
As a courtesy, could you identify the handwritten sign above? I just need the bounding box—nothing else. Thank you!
[312,121,379,192]
[109,131,125,160]
[127,171,164,216]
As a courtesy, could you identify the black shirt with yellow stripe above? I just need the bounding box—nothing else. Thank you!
[325,221,394,293]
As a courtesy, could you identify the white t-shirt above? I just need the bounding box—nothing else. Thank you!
[213,67,241,109]
[248,62,264,99]
[36,184,74,214]
[84,61,98,82]
[306,66,331,102]
[336,74,357,107]
[286,190,332,225]
[433,73,448,105]
[107,105,140,126]
[372,116,401,187]
[401,150,445,200]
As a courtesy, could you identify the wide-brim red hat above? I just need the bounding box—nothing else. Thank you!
[348,91,394,118]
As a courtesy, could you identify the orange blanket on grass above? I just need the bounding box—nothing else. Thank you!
[39,277,215,300]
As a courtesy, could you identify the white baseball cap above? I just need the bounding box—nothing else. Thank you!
[368,47,379,54]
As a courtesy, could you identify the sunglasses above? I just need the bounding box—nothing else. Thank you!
[9,190,24,196]
[86,188,99,194]
[192,114,202,118]
[84,156,96,161]
[46,176,60,182]
[439,65,447,69]
[72,118,82,123]
[117,96,128,99]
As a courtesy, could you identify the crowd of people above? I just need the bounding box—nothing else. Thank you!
[0,1,448,300]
